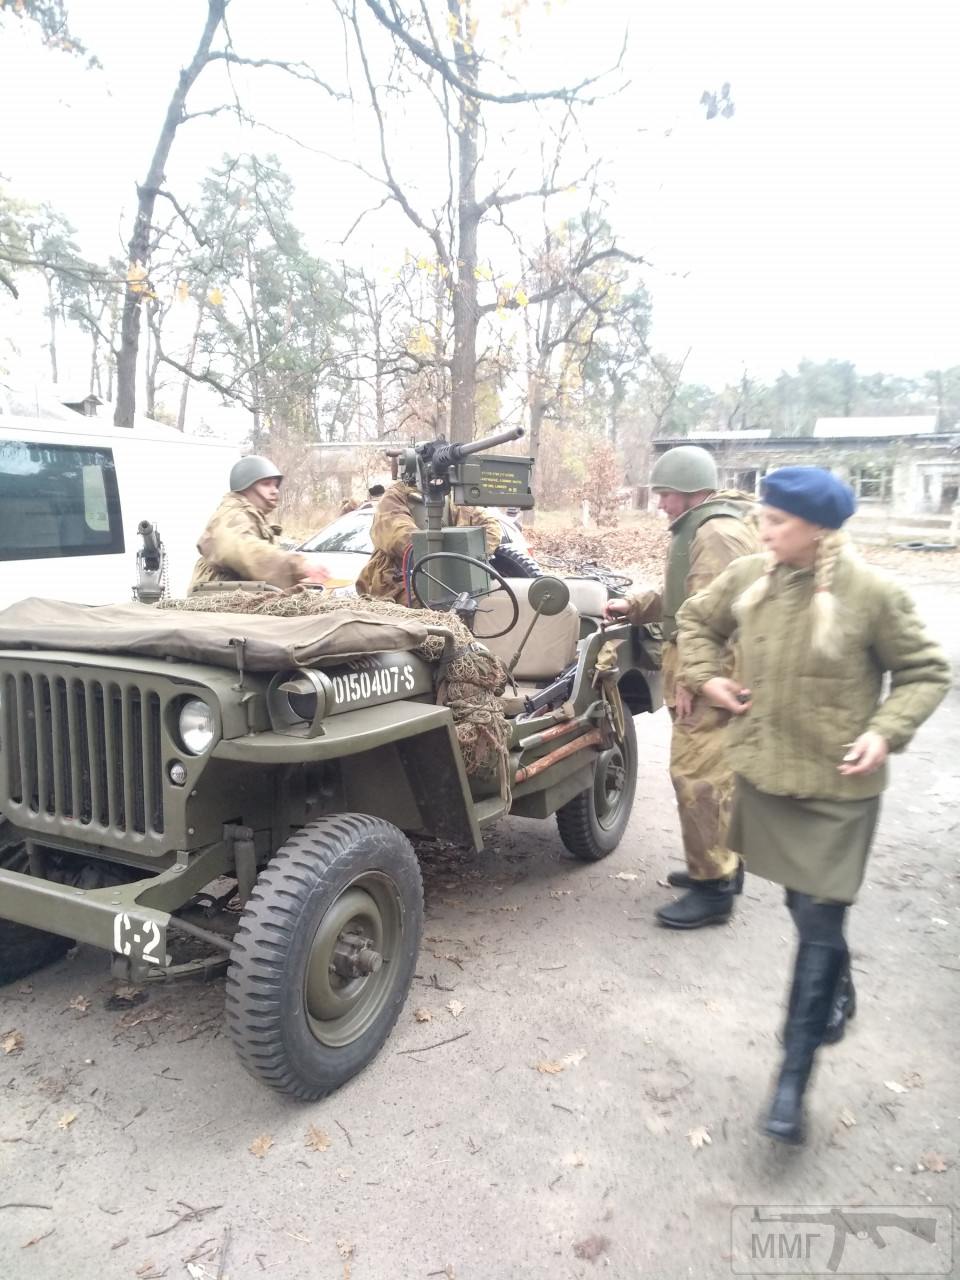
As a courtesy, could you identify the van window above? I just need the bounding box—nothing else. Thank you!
[0,441,124,561]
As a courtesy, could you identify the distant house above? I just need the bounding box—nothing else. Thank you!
[652,418,960,520]
[54,386,104,418]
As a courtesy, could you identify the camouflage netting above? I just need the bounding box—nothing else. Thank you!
[162,587,511,791]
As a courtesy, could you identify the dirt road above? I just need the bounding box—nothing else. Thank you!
[2,581,958,1280]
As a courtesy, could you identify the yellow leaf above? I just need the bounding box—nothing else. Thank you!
[473,264,493,282]
[535,1060,564,1074]
[176,280,190,303]
[126,261,147,284]
[249,1133,273,1158]
[304,1125,331,1152]
[2,1029,24,1054]
[514,288,529,308]
[408,327,434,357]
[207,287,224,307]
[447,12,459,39]
[57,1111,77,1129]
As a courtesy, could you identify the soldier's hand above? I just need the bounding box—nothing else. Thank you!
[302,562,333,586]
[701,677,751,714]
[673,685,695,720]
[603,598,631,622]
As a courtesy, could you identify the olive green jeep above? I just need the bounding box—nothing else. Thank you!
[0,429,661,1099]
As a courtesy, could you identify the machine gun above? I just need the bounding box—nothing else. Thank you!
[133,520,167,604]
[386,426,536,634]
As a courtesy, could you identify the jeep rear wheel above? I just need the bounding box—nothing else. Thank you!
[225,815,423,1100]
[556,713,638,861]
[0,830,73,987]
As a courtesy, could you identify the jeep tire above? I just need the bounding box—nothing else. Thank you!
[555,713,638,861]
[490,544,542,579]
[226,815,423,1100]
[0,832,73,986]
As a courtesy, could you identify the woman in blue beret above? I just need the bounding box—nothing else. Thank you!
[676,466,950,1144]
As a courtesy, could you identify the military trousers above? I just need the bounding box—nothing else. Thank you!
[668,701,740,881]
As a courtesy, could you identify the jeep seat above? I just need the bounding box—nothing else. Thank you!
[478,580,581,680]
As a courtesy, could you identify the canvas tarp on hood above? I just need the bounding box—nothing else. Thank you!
[0,598,431,672]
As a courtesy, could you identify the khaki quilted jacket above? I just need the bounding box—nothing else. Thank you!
[676,552,951,800]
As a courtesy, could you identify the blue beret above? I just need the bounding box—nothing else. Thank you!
[761,467,857,529]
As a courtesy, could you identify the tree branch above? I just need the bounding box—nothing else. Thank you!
[362,0,621,105]
[206,51,347,98]
[155,189,211,248]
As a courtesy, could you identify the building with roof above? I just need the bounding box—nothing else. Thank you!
[651,417,960,542]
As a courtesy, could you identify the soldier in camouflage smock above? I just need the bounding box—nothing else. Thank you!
[355,480,502,603]
[188,456,330,593]
[605,445,760,928]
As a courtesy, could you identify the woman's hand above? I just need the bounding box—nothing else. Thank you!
[837,731,889,776]
[701,677,752,715]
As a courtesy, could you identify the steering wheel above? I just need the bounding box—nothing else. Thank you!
[410,552,520,640]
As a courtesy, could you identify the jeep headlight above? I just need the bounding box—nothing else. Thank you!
[178,698,215,755]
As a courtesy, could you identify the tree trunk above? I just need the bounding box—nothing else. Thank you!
[45,276,58,383]
[448,1,479,445]
[114,0,226,428]
[177,305,204,432]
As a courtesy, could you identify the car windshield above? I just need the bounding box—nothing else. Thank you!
[299,510,373,554]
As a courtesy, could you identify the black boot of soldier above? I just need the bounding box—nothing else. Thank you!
[667,857,745,895]
[655,875,737,928]
[763,942,845,1144]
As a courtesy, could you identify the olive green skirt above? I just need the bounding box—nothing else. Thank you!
[729,775,881,905]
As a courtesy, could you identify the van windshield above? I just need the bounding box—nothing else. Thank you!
[0,441,124,561]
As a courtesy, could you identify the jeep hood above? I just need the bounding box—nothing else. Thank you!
[0,598,430,671]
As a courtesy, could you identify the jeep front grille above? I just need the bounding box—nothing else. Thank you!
[2,670,165,836]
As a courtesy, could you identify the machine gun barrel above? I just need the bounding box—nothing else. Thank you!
[137,520,162,570]
[428,425,524,472]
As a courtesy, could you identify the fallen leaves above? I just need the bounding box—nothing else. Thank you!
[249,1134,273,1159]
[534,1051,586,1074]
[66,995,90,1015]
[610,871,639,882]
[304,1126,331,1153]
[414,1007,433,1023]
[56,1112,77,1130]
[838,1107,857,1128]
[336,1240,355,1259]
[573,1233,611,1262]
[918,1151,951,1173]
[446,999,465,1019]
[687,1125,712,1150]
[2,1030,24,1055]
[884,1080,908,1094]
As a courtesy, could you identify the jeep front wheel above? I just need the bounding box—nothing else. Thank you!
[225,815,423,1100]
[556,713,638,861]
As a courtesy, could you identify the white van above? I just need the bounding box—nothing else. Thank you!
[0,390,238,608]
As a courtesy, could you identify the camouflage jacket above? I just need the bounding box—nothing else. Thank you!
[355,482,502,603]
[624,491,760,704]
[188,492,310,593]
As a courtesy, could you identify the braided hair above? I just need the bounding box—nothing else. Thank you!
[734,529,851,658]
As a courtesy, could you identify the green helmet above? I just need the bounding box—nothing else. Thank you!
[650,445,717,493]
[230,455,283,493]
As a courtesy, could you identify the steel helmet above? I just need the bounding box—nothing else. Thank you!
[229,455,283,493]
[650,445,718,493]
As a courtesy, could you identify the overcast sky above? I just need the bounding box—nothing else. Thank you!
[1,0,957,392]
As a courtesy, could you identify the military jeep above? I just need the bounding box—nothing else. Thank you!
[0,428,660,1099]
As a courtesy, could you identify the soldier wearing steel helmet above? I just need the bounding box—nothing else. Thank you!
[188,455,330,593]
[605,445,760,928]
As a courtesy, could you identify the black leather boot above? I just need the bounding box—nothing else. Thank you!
[822,961,856,1045]
[655,876,737,928]
[667,857,745,895]
[763,942,845,1144]
[779,951,856,1047]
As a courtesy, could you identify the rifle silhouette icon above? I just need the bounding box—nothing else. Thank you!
[752,1208,938,1272]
